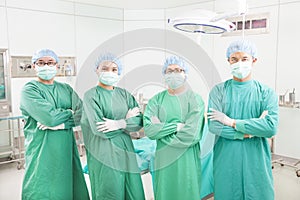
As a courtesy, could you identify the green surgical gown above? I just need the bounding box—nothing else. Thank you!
[80,86,145,200]
[20,80,89,200]
[143,89,205,200]
[208,79,279,200]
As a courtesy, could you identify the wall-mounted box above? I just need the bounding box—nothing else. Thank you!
[11,56,76,78]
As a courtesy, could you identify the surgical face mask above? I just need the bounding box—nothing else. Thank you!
[99,72,119,86]
[35,65,57,80]
[164,73,186,89]
[230,61,252,79]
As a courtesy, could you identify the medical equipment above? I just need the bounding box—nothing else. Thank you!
[0,116,25,170]
[168,0,248,35]
[279,89,299,107]
[272,107,300,177]
[279,95,286,106]
[272,155,300,177]
[168,9,236,34]
[289,88,296,105]
[0,49,10,116]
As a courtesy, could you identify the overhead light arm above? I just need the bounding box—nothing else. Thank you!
[211,0,247,22]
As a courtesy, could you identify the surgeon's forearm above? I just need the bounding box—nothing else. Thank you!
[208,121,244,140]
[38,109,73,127]
[168,114,204,147]
[235,116,278,138]
[124,115,143,132]
[159,130,201,148]
[64,117,76,129]
[144,123,177,140]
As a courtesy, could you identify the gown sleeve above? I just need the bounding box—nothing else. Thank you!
[20,82,73,127]
[143,95,178,140]
[123,90,143,133]
[159,93,205,148]
[234,88,279,138]
[144,92,205,148]
[82,88,136,139]
[64,84,83,129]
[82,89,110,139]
[208,84,245,140]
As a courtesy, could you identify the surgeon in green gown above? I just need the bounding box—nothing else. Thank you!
[20,49,89,200]
[143,56,205,200]
[80,53,145,200]
[207,40,279,200]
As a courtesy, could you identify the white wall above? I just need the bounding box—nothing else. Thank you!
[276,1,300,101]
[276,107,300,159]
[0,3,8,48]
[122,9,166,100]
[0,1,123,115]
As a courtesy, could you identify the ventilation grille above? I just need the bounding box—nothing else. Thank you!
[222,12,270,36]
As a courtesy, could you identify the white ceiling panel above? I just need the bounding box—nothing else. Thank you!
[64,0,212,9]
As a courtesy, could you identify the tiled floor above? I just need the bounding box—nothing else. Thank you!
[0,155,300,200]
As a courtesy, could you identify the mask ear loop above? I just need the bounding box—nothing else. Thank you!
[183,73,188,82]
[163,73,169,89]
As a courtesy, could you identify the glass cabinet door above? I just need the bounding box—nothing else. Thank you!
[0,52,5,100]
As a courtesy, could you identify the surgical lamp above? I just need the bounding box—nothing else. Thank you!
[168,1,248,34]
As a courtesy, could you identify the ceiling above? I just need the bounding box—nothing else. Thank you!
[71,0,213,9]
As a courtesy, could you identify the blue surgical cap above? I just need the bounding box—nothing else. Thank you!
[95,53,123,75]
[226,39,258,58]
[32,49,59,64]
[163,56,189,74]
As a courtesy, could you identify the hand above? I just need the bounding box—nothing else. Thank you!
[150,116,161,124]
[96,118,126,133]
[207,108,235,127]
[126,107,140,119]
[37,122,65,130]
[176,123,185,131]
[259,110,268,119]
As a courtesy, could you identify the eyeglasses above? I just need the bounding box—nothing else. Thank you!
[35,61,57,67]
[165,68,184,74]
[229,57,252,64]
